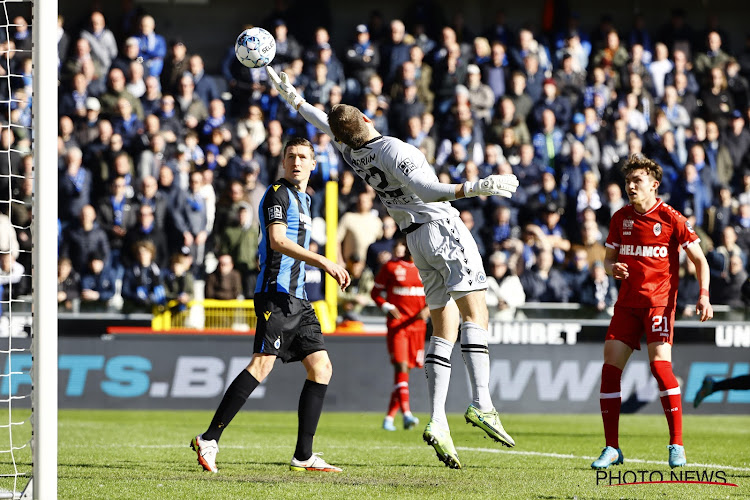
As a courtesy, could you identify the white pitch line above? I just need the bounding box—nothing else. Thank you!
[131,442,750,472]
[456,446,750,472]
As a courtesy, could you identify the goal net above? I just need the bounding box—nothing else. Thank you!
[0,0,57,498]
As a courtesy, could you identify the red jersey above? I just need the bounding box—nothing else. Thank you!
[606,199,700,308]
[371,258,426,330]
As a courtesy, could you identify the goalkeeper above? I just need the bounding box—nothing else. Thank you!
[268,67,518,469]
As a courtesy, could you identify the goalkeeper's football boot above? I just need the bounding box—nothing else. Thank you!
[591,446,624,469]
[403,414,419,430]
[383,416,397,431]
[693,376,715,408]
[190,434,218,473]
[668,444,686,468]
[422,420,461,469]
[464,405,516,447]
[290,453,342,472]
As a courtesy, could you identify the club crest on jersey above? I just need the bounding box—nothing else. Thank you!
[653,223,662,236]
[623,218,634,230]
[274,337,281,349]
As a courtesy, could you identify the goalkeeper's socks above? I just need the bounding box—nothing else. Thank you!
[425,336,454,429]
[203,369,260,442]
[599,363,622,449]
[460,322,493,412]
[651,361,683,445]
[294,379,328,462]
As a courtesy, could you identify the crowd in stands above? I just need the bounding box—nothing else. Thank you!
[8,7,747,316]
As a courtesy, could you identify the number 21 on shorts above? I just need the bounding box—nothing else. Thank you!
[652,315,669,335]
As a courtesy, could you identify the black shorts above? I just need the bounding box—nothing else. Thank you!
[253,292,326,363]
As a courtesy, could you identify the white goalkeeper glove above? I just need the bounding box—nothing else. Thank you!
[266,66,305,110]
[463,174,519,198]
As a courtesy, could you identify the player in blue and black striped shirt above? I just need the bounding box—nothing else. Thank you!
[191,137,350,474]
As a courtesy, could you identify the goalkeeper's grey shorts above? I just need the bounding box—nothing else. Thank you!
[406,216,488,309]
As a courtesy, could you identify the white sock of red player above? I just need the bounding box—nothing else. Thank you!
[460,322,493,412]
[425,336,453,430]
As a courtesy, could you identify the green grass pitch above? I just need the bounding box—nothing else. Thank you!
[1,410,749,499]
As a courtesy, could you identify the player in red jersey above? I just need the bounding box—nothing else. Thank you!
[371,239,429,431]
[591,155,713,471]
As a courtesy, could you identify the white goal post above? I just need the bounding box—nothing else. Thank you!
[31,0,58,497]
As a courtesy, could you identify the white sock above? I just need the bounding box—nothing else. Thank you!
[461,321,493,412]
[425,336,454,429]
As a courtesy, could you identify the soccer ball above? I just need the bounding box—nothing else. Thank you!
[235,27,276,68]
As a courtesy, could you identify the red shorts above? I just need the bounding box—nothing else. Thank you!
[605,305,675,350]
[387,325,426,368]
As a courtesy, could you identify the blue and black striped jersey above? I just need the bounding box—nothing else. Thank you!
[255,178,312,299]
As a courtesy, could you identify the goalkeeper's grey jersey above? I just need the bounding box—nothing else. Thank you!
[300,103,459,231]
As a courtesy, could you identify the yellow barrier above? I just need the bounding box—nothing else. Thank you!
[152,299,334,333]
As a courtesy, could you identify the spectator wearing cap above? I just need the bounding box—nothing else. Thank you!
[80,11,118,73]
[344,23,380,103]
[465,64,495,126]
[161,38,189,95]
[532,77,572,131]
[187,55,220,107]
[135,15,167,78]
[80,251,116,312]
[271,19,302,70]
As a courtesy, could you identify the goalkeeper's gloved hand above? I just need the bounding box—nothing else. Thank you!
[463,174,520,198]
[266,66,304,110]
